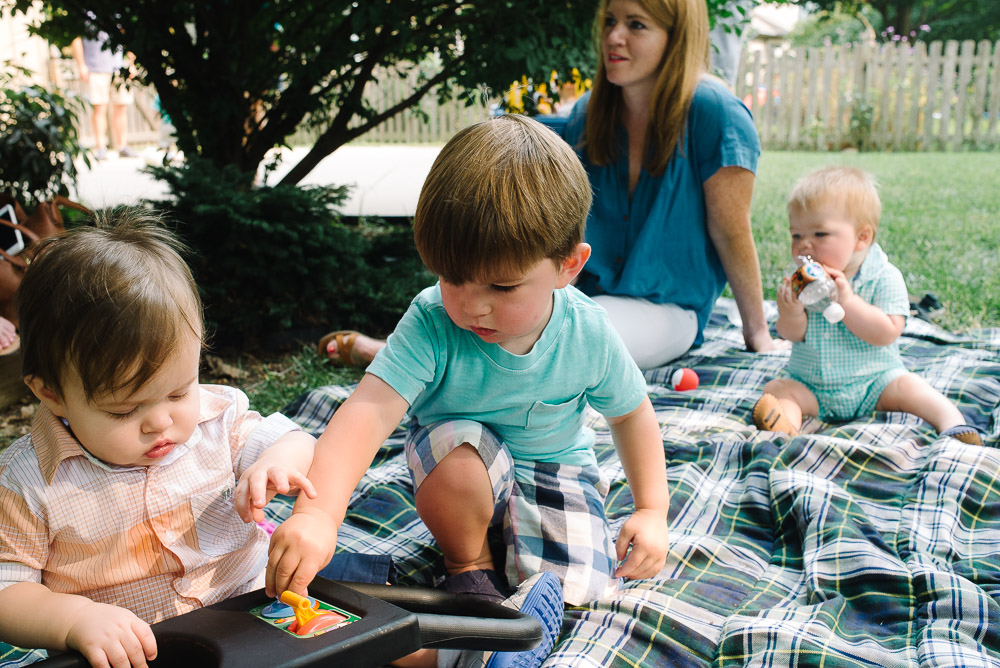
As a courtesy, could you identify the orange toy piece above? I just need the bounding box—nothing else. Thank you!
[279,591,343,636]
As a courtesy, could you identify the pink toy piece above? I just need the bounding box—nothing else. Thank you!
[671,368,699,392]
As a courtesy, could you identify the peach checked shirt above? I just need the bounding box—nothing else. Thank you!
[0,384,301,623]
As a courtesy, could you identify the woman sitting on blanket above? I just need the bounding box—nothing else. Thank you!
[318,0,785,370]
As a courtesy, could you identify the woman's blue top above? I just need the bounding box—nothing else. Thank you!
[560,78,760,344]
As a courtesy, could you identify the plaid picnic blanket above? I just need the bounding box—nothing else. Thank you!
[3,299,998,666]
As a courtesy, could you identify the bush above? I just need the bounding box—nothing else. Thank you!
[147,159,434,351]
[0,63,90,207]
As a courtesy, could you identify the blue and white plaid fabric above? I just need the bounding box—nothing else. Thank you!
[3,299,998,666]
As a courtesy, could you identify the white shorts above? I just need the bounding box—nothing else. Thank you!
[591,295,698,370]
[87,72,134,106]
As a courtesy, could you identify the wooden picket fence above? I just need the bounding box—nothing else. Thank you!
[48,40,1000,152]
[736,39,1000,151]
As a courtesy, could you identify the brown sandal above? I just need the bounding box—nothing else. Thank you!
[752,393,799,436]
[316,330,365,368]
[940,425,984,447]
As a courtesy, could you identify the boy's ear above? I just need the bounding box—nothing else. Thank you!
[556,243,591,288]
[855,224,875,249]
[24,376,67,417]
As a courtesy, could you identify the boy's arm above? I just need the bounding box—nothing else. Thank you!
[606,396,670,580]
[235,430,317,524]
[266,373,410,598]
[828,268,904,346]
[0,582,156,667]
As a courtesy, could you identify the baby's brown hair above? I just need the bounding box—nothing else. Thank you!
[18,207,203,401]
[413,114,592,284]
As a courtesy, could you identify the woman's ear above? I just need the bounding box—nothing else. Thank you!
[25,375,67,417]
[556,243,592,288]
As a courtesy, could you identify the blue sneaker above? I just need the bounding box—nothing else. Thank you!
[485,572,563,668]
[436,572,564,668]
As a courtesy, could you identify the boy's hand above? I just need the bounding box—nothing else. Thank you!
[266,508,338,598]
[65,601,156,668]
[235,459,317,525]
[614,509,669,581]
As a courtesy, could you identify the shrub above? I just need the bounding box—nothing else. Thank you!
[147,159,433,351]
[0,63,90,207]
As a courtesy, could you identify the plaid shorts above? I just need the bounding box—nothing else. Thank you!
[405,419,619,606]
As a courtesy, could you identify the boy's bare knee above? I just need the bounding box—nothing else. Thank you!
[416,444,492,516]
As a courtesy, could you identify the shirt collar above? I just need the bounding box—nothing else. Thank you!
[31,385,229,485]
[853,242,886,287]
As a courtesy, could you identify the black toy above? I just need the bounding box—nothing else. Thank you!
[37,577,543,667]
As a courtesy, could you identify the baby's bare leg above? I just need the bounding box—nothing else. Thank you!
[414,444,495,573]
[876,372,965,433]
[757,378,819,434]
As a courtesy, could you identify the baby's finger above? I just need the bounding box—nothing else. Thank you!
[267,469,292,496]
[104,643,133,668]
[287,471,317,498]
[250,472,274,509]
[80,648,111,668]
[135,620,157,662]
[122,631,151,668]
[233,480,252,522]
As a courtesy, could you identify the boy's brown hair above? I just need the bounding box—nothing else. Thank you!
[413,114,592,284]
[18,207,203,401]
[787,166,882,235]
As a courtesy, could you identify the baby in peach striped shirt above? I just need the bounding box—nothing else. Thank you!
[0,209,317,667]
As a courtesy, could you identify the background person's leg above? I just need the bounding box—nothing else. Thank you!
[591,295,698,369]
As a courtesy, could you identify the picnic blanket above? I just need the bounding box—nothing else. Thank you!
[273,298,1000,667]
[3,298,998,667]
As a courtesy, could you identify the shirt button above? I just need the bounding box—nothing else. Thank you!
[178,578,189,589]
[165,531,176,542]
[623,214,628,221]
[615,256,623,264]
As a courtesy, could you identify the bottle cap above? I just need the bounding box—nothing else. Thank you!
[823,303,846,323]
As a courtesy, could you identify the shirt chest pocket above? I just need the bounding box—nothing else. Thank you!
[189,478,250,557]
[525,393,584,430]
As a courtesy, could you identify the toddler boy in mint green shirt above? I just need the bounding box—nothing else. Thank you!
[268,115,670,631]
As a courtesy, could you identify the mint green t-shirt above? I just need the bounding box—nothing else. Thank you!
[366,284,648,467]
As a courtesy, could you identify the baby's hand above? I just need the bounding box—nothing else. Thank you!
[614,509,669,580]
[776,277,804,314]
[65,601,156,668]
[266,509,338,598]
[824,265,856,304]
[235,460,317,525]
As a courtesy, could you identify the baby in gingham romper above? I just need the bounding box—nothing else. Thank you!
[752,166,982,446]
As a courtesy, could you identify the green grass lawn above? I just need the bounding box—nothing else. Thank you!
[245,150,1000,416]
[751,151,1000,333]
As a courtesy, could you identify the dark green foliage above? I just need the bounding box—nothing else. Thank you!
[147,159,433,351]
[13,1,597,185]
[788,0,1000,42]
[0,63,90,208]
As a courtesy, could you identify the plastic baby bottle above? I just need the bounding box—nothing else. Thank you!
[790,255,845,323]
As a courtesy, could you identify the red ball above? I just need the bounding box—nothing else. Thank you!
[671,367,699,391]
